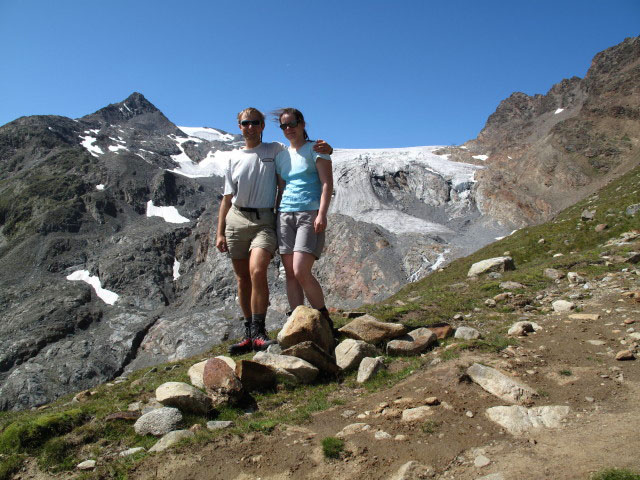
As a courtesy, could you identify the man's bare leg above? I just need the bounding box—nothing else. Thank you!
[248,247,272,315]
[231,258,252,318]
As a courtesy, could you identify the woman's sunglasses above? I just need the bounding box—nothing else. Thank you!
[279,120,299,130]
[240,120,261,126]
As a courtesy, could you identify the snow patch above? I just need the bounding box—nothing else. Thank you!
[173,259,181,280]
[554,108,564,114]
[170,149,232,178]
[96,184,105,190]
[146,200,190,223]
[178,126,235,143]
[108,145,128,152]
[472,154,489,161]
[79,135,104,157]
[66,270,119,305]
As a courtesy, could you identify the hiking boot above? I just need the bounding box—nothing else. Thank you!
[251,319,277,351]
[228,320,253,355]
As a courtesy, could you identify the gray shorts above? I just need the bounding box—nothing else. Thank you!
[225,205,277,259]
[277,210,325,259]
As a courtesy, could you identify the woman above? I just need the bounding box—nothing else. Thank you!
[274,108,335,333]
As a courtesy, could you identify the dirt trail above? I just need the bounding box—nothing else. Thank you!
[126,270,640,480]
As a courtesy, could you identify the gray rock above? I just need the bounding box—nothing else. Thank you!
[339,314,408,344]
[155,382,212,415]
[77,460,96,470]
[252,351,318,384]
[335,339,380,371]
[474,455,491,468]
[389,461,436,479]
[277,305,335,354]
[499,281,525,290]
[581,209,596,221]
[455,326,482,340]
[235,359,277,391]
[206,420,234,430]
[281,341,339,376]
[567,272,586,284]
[466,363,536,404]
[507,321,541,336]
[387,327,437,355]
[119,447,146,457]
[148,429,194,452]
[336,423,370,437]
[134,407,182,436]
[401,406,433,422]
[626,203,640,216]
[467,257,515,277]
[552,300,576,312]
[357,357,385,383]
[544,268,565,280]
[485,405,571,435]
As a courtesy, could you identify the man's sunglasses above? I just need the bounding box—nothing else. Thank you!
[240,120,261,126]
[279,120,299,130]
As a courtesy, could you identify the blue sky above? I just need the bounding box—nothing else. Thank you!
[1,0,638,148]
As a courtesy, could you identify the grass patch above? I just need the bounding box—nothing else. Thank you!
[321,437,344,459]
[559,369,573,376]
[0,455,24,480]
[38,437,77,472]
[0,409,87,454]
[591,468,640,480]
[421,420,440,435]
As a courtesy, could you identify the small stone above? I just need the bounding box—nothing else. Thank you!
[466,410,474,418]
[585,397,595,403]
[475,455,491,468]
[395,434,409,441]
[206,420,234,430]
[587,340,606,346]
[149,430,194,453]
[402,406,433,422]
[119,447,145,457]
[455,326,481,340]
[77,460,96,470]
[375,430,392,440]
[341,410,356,418]
[552,300,575,312]
[616,350,635,361]
[425,397,439,405]
[624,319,636,325]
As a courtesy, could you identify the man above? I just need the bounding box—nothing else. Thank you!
[216,107,332,354]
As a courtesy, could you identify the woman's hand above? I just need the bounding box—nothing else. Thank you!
[313,139,333,155]
[314,213,327,233]
[216,234,228,253]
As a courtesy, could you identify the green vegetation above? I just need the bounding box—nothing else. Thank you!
[591,469,640,480]
[421,420,440,435]
[0,455,24,480]
[321,436,344,459]
[559,369,573,376]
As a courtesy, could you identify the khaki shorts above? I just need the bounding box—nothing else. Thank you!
[277,210,325,259]
[225,205,277,259]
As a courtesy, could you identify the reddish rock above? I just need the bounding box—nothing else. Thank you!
[426,323,453,340]
[616,350,635,361]
[203,358,243,405]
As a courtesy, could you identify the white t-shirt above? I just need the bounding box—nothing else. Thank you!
[223,142,285,208]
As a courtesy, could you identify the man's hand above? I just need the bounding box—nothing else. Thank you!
[313,139,333,155]
[216,234,228,253]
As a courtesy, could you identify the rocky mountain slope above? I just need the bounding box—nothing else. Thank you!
[1,36,639,411]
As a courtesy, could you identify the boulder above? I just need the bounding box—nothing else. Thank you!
[581,209,596,221]
[552,300,575,312]
[252,351,318,384]
[134,407,182,436]
[335,339,380,371]
[386,328,437,355]
[336,423,370,437]
[281,341,339,376]
[568,313,601,321]
[235,360,277,391]
[467,257,515,277]
[188,357,236,390]
[567,272,586,284]
[277,305,334,354]
[454,326,481,340]
[338,314,407,344]
[149,429,194,452]
[466,363,536,404]
[202,358,244,406]
[155,382,212,415]
[427,323,453,339]
[206,420,234,430]
[77,460,96,471]
[485,405,571,435]
[356,357,385,383]
[499,281,525,290]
